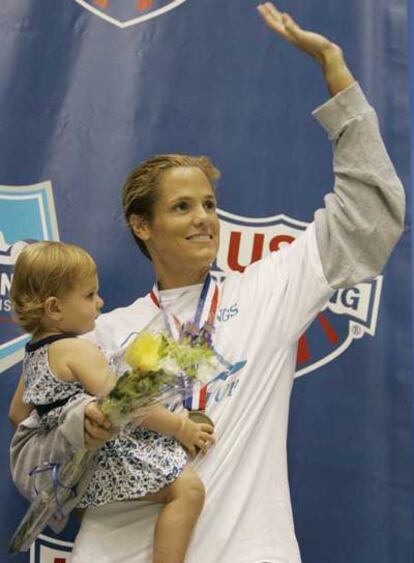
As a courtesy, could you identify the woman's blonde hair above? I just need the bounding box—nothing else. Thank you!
[10,241,96,334]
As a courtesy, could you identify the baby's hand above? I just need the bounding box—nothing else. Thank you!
[175,417,215,457]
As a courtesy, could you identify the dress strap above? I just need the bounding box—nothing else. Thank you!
[25,333,77,353]
[35,394,79,416]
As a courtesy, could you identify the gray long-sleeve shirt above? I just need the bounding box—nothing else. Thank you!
[314,82,405,288]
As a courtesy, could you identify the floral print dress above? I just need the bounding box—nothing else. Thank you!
[22,334,188,507]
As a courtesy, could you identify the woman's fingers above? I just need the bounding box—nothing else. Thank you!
[281,12,302,41]
[85,401,111,429]
[257,3,288,37]
[84,419,112,449]
[257,3,306,49]
[257,2,335,63]
[84,401,114,449]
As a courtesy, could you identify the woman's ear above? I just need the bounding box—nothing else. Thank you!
[44,296,62,320]
[129,214,151,241]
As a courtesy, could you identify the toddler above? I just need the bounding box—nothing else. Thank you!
[10,241,214,563]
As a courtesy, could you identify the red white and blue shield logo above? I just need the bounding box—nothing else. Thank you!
[75,0,187,28]
[213,209,383,377]
[0,181,59,373]
[30,533,73,563]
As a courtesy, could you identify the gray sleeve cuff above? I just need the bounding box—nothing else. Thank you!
[312,82,372,140]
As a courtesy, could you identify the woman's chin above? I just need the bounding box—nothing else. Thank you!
[191,246,217,264]
[192,256,215,273]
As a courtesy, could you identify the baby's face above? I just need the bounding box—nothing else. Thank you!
[57,273,104,335]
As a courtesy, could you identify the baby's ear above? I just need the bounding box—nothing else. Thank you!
[44,296,61,319]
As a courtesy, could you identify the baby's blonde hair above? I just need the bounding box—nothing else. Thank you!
[10,241,97,334]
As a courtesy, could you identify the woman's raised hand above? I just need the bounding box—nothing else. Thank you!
[257,2,355,96]
[257,3,338,63]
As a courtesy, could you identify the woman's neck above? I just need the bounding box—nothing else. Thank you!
[156,266,210,290]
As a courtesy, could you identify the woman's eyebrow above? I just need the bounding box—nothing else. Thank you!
[170,193,214,202]
[168,195,193,203]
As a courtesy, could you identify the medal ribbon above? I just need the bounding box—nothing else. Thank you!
[150,274,220,410]
[150,274,219,340]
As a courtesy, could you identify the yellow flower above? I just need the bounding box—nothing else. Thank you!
[125,333,162,372]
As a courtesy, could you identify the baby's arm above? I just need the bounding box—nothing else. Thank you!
[49,338,116,398]
[141,405,215,457]
[10,340,114,427]
[51,340,215,454]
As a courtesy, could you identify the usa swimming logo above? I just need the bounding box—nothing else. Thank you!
[213,209,382,378]
[30,533,72,563]
[75,0,186,28]
[0,182,59,373]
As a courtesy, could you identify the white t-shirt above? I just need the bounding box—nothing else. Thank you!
[71,82,405,562]
[72,223,332,563]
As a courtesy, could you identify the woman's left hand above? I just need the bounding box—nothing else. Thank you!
[257,2,355,96]
[257,2,339,63]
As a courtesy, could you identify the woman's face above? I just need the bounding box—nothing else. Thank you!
[133,166,220,287]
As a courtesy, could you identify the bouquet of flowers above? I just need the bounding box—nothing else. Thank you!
[9,329,218,553]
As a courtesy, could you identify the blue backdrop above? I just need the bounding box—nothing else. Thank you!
[0,1,412,561]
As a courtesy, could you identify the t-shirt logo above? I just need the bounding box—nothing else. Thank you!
[0,181,59,373]
[212,208,382,378]
[74,0,187,28]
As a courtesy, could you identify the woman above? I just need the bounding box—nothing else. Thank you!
[10,3,405,562]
